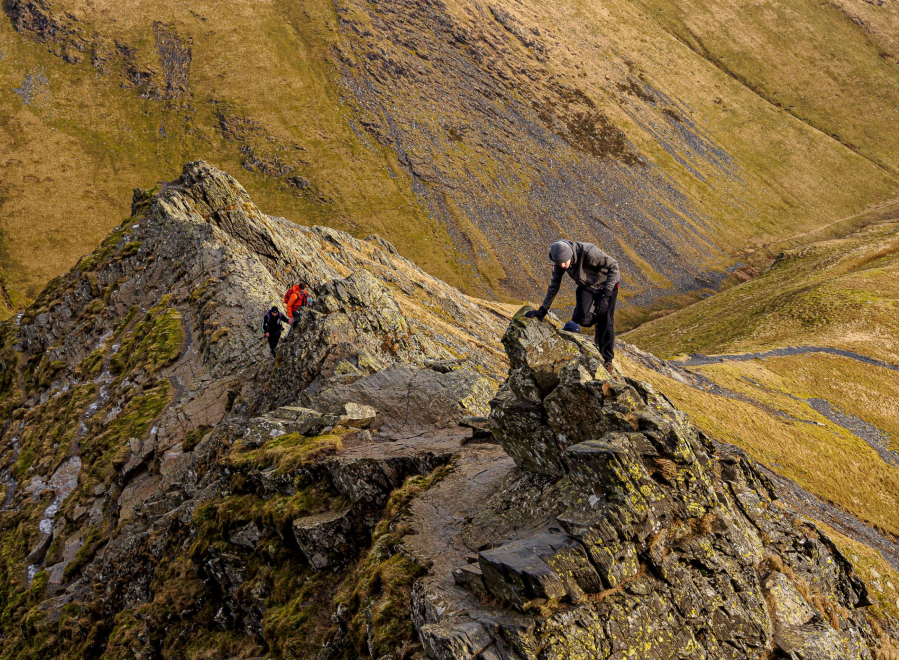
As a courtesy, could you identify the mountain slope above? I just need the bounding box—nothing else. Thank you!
[1,162,898,659]
[2,0,898,317]
[629,0,899,171]
[625,213,899,361]
[620,213,899,622]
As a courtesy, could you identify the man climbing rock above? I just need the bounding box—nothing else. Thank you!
[284,282,311,338]
[262,305,287,358]
[525,239,620,372]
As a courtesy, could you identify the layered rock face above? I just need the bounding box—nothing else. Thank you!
[0,161,510,659]
[406,311,879,659]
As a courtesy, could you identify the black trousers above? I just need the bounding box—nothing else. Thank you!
[572,284,618,362]
[267,333,281,357]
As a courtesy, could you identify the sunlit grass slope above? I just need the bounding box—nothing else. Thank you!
[2,0,899,318]
[622,352,899,538]
[629,0,899,172]
[622,216,899,544]
[626,218,899,361]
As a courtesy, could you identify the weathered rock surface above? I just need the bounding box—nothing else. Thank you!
[0,161,509,659]
[403,310,881,660]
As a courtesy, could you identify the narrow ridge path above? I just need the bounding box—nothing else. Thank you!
[675,345,899,371]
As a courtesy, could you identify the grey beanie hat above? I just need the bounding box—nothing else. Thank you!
[549,240,574,265]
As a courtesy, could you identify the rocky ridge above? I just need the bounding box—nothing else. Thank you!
[0,162,893,660]
[0,161,511,659]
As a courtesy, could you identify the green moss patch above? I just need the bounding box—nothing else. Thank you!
[225,431,347,474]
[76,227,128,274]
[80,379,172,488]
[62,526,107,581]
[183,425,212,452]
[110,299,185,377]
[13,383,95,480]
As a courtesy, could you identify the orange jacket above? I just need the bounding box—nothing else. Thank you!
[284,285,308,317]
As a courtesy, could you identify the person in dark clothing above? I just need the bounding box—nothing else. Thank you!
[525,239,620,372]
[262,306,287,358]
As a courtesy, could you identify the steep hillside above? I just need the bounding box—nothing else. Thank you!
[2,0,898,317]
[626,212,899,361]
[2,162,899,659]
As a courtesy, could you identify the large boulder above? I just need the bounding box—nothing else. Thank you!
[292,508,359,571]
[489,308,617,476]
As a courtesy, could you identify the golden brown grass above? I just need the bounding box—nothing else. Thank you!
[625,221,899,360]
[868,616,899,660]
[226,431,347,474]
[589,563,648,604]
[532,0,899,256]
[3,0,899,317]
[0,0,468,313]
[713,355,899,447]
[628,0,899,171]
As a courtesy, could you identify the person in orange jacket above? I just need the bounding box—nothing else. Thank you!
[284,282,311,338]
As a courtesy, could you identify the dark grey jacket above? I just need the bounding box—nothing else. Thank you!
[540,240,620,310]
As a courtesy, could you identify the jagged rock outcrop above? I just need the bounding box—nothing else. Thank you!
[403,310,880,660]
[0,161,890,660]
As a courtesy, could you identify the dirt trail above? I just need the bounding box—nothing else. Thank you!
[672,344,899,466]
[768,198,899,248]
[402,444,516,621]
[675,345,899,372]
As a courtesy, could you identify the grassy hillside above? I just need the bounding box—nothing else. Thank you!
[1,0,898,318]
[0,0,452,310]
[629,0,899,172]
[625,215,899,360]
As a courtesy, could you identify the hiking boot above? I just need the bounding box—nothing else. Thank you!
[604,361,616,376]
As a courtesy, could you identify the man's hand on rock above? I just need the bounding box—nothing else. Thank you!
[525,307,548,320]
[265,332,269,337]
